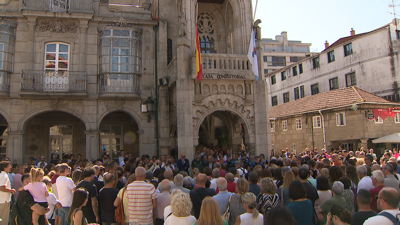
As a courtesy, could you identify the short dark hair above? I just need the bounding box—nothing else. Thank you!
[228,167,237,175]
[289,180,307,200]
[248,172,258,184]
[307,160,316,168]
[339,176,352,189]
[365,155,373,162]
[265,205,297,225]
[316,176,330,191]
[357,189,372,205]
[0,161,9,172]
[298,167,308,180]
[82,167,95,178]
[21,174,30,183]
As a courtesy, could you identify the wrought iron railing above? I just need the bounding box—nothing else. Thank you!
[21,70,87,92]
[99,73,140,94]
[22,0,94,13]
[0,72,10,93]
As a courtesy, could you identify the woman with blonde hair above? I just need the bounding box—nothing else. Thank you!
[195,197,227,225]
[256,178,279,214]
[278,171,295,206]
[164,191,196,225]
[113,174,136,225]
[223,178,249,225]
[235,192,263,225]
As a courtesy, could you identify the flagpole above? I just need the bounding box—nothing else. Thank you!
[253,0,258,21]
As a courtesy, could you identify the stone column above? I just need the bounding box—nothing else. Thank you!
[84,130,99,161]
[26,17,37,70]
[360,138,369,151]
[7,131,24,163]
[78,20,89,72]
[159,85,170,156]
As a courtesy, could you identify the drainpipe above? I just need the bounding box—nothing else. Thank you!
[154,25,159,158]
[318,110,327,150]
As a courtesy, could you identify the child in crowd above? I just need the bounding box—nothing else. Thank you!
[24,168,49,225]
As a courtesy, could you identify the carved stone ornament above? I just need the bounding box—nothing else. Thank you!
[197,12,214,34]
[106,99,125,110]
[50,99,60,110]
[37,20,78,33]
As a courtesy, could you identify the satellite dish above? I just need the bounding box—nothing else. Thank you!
[351,104,358,111]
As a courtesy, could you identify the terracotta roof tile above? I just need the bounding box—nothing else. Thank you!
[269,86,393,118]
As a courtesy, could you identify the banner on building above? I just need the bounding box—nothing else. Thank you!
[196,25,203,82]
[247,28,259,81]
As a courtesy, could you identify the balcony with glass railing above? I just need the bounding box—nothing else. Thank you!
[21,0,94,13]
[21,70,87,94]
[98,73,140,97]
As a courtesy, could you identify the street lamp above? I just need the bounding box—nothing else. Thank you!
[144,96,155,122]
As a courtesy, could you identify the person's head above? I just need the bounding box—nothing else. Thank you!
[135,166,146,180]
[289,180,307,200]
[174,174,184,187]
[71,169,82,184]
[377,187,400,210]
[383,163,395,176]
[164,169,173,180]
[265,206,297,225]
[171,192,192,217]
[68,188,89,223]
[241,192,259,219]
[298,167,308,180]
[248,172,258,184]
[216,177,227,191]
[280,171,294,190]
[236,177,249,194]
[124,174,136,189]
[212,168,220,178]
[0,161,10,173]
[104,173,115,186]
[332,181,344,195]
[356,165,367,179]
[371,170,385,186]
[338,176,351,190]
[330,204,353,224]
[316,176,330,191]
[357,189,372,206]
[196,173,207,187]
[59,163,71,176]
[197,197,225,225]
[82,167,95,181]
[225,172,234,182]
[21,174,31,186]
[160,179,172,193]
[260,178,277,195]
[329,166,343,182]
[30,167,44,183]
[192,168,200,177]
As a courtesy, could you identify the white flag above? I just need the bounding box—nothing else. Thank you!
[247,29,259,81]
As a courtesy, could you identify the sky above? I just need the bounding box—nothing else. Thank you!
[252,0,395,52]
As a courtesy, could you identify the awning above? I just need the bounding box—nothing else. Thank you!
[372,133,400,143]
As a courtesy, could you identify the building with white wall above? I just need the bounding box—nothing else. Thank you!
[261,32,313,75]
[265,20,400,107]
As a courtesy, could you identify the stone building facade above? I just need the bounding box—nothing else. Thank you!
[0,0,269,163]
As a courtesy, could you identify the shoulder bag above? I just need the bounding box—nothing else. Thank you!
[115,188,126,225]
[222,194,233,221]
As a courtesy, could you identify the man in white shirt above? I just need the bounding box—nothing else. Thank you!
[36,156,48,168]
[55,163,76,225]
[0,161,15,225]
[357,165,374,192]
[364,187,400,225]
[118,150,125,166]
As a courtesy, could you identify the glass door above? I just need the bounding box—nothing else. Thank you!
[49,125,73,158]
[100,125,122,160]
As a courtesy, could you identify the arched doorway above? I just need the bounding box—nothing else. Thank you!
[99,111,139,160]
[24,112,86,163]
[198,111,246,151]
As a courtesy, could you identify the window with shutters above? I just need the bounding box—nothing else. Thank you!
[336,113,346,126]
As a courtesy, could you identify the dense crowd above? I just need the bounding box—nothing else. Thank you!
[1,146,400,225]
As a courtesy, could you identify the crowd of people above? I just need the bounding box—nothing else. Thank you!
[0,146,400,225]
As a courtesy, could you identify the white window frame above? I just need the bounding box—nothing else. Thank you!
[395,113,400,124]
[282,120,288,131]
[296,118,302,130]
[112,47,130,72]
[270,122,275,133]
[375,116,383,124]
[44,43,70,72]
[313,116,321,128]
[0,43,4,70]
[336,112,346,126]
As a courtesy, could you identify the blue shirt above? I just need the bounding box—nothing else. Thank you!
[287,199,314,225]
[213,190,233,215]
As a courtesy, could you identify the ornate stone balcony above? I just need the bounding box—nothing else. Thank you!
[20,70,87,96]
[21,0,94,13]
[193,53,255,80]
[98,73,141,98]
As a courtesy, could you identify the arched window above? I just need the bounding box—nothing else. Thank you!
[200,36,215,53]
[45,43,70,72]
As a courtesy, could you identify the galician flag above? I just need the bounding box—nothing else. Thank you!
[247,28,259,81]
[196,25,203,81]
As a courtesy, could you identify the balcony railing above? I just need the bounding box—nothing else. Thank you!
[0,72,10,93]
[21,70,87,92]
[99,74,140,94]
[22,0,94,13]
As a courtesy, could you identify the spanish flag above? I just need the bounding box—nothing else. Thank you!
[196,25,203,81]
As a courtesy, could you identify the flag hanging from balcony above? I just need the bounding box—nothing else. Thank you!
[196,25,203,81]
[247,28,259,81]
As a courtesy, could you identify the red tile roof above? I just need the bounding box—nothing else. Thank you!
[269,86,395,118]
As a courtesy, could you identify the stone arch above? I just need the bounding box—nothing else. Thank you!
[0,109,11,131]
[17,106,91,132]
[97,108,142,131]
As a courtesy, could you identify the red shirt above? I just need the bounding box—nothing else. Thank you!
[51,174,60,184]
[216,181,237,194]
[370,185,385,213]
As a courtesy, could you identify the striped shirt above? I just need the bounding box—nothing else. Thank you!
[126,180,157,224]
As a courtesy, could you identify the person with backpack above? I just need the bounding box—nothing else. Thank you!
[364,187,400,225]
